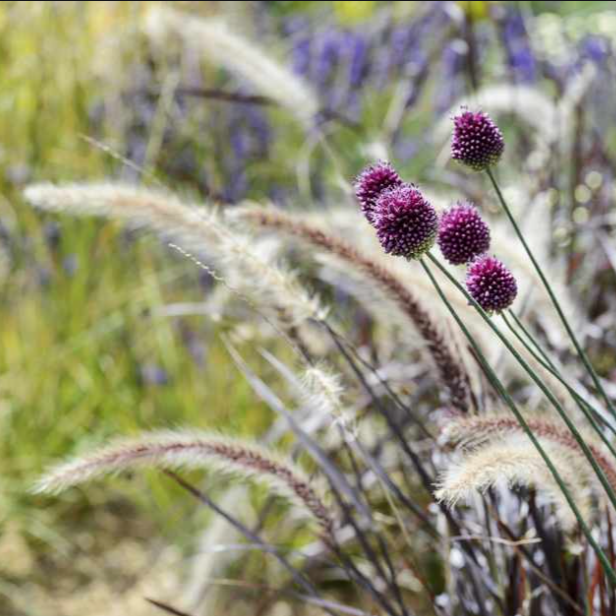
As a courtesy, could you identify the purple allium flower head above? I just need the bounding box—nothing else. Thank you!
[374,183,438,259]
[438,202,491,265]
[354,161,403,225]
[466,255,517,314]
[452,109,505,171]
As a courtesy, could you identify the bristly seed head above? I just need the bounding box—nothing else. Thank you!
[466,254,517,314]
[438,202,491,265]
[452,109,504,171]
[374,183,438,259]
[354,161,403,225]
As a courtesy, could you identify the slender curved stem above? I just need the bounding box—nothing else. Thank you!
[486,167,616,418]
[503,311,616,442]
[425,252,616,513]
[418,256,616,585]
[507,310,559,372]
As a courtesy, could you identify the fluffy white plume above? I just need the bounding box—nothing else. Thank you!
[24,183,325,327]
[144,7,319,124]
[435,434,592,531]
[35,430,334,536]
[233,205,475,413]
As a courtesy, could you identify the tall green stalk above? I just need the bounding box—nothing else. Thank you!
[502,311,616,443]
[418,257,616,585]
[486,167,616,419]
[425,253,616,514]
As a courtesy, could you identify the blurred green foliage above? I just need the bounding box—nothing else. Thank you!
[0,2,281,560]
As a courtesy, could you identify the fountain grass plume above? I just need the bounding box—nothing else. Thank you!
[35,429,335,538]
[234,205,474,413]
[23,183,326,327]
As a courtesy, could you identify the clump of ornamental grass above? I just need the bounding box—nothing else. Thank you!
[24,183,326,330]
[144,7,319,124]
[24,72,616,616]
[234,205,475,413]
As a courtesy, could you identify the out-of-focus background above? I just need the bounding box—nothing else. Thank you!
[3,1,616,614]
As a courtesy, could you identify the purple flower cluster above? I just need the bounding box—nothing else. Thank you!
[466,255,518,314]
[356,133,517,311]
[355,162,437,259]
[354,161,403,225]
[451,109,504,171]
[374,184,438,259]
[438,203,490,265]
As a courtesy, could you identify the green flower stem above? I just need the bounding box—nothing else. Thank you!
[425,252,616,514]
[506,310,616,439]
[418,256,616,585]
[508,310,559,373]
[486,167,616,419]
[501,311,616,452]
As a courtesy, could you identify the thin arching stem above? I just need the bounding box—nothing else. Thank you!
[418,256,616,585]
[502,311,616,443]
[425,252,616,513]
[486,167,616,419]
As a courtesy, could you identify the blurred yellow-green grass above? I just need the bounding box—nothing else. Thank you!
[0,2,287,594]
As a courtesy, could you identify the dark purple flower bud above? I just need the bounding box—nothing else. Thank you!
[466,255,517,314]
[374,183,438,259]
[354,161,403,225]
[438,202,491,265]
[452,109,505,171]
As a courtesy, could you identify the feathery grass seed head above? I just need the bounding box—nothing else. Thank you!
[452,109,504,171]
[437,202,491,265]
[466,254,517,314]
[374,184,438,259]
[35,430,335,537]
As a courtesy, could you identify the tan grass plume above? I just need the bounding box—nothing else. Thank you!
[23,183,325,327]
[144,7,319,124]
[235,205,474,413]
[35,430,335,537]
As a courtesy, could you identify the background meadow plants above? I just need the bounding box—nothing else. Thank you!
[6,1,616,615]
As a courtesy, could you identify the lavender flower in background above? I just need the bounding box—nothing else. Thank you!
[436,41,467,114]
[466,254,517,314]
[452,109,504,171]
[354,161,402,225]
[499,6,537,83]
[438,202,490,266]
[140,363,170,387]
[580,35,610,66]
[374,183,438,259]
[222,100,271,203]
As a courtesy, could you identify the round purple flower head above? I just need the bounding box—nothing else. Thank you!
[466,255,517,314]
[354,161,403,225]
[374,183,438,259]
[452,109,504,171]
[438,202,491,265]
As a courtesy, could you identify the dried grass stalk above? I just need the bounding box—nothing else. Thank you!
[435,434,592,531]
[144,7,319,124]
[24,183,325,327]
[441,413,616,495]
[236,206,474,412]
[35,430,335,537]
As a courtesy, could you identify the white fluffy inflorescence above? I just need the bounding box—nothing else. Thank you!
[435,435,591,531]
[436,412,616,530]
[24,183,326,328]
[144,7,319,124]
[35,430,335,537]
